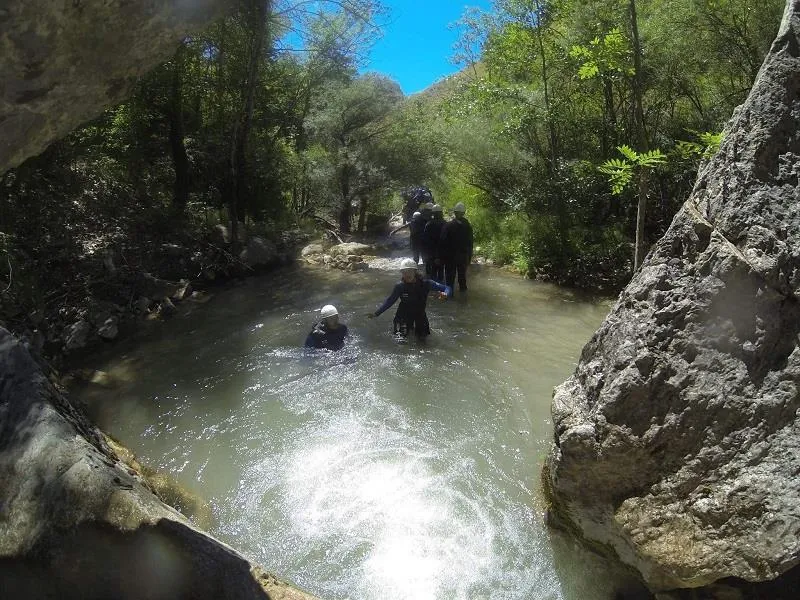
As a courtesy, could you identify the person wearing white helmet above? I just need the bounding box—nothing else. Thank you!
[440,201,473,292]
[368,258,452,342]
[304,304,349,350]
[389,210,424,264]
[422,204,446,280]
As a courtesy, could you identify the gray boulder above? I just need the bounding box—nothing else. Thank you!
[64,320,92,351]
[300,242,324,257]
[213,223,247,246]
[0,328,317,599]
[239,236,278,269]
[0,0,233,175]
[545,1,800,593]
[97,316,119,340]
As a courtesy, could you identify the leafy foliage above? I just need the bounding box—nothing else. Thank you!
[599,145,667,195]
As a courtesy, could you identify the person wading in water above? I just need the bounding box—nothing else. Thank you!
[390,210,425,264]
[305,304,349,351]
[440,201,474,293]
[423,204,446,282]
[369,258,452,342]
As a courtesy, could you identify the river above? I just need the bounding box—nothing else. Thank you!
[75,260,646,599]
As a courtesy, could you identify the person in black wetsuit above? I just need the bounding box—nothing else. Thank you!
[368,258,452,341]
[390,210,425,264]
[422,204,446,281]
[440,201,474,293]
[305,304,349,350]
[401,187,432,223]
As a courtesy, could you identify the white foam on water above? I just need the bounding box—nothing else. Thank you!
[224,383,563,599]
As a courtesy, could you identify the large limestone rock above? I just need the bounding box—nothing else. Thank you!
[0,0,232,175]
[546,0,800,593]
[0,328,316,600]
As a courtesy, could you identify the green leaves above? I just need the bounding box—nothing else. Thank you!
[577,63,599,79]
[597,158,633,195]
[598,145,666,195]
[569,27,634,81]
[675,131,724,160]
[617,144,638,162]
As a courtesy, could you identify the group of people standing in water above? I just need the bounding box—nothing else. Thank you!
[304,197,474,350]
[396,200,474,295]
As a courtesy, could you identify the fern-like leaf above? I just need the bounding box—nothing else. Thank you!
[617,145,638,162]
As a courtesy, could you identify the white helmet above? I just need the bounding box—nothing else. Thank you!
[399,258,417,270]
[320,304,338,318]
[412,211,421,218]
[453,202,466,214]
[432,204,443,213]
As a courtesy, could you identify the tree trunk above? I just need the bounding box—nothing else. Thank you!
[629,0,649,270]
[635,168,648,269]
[225,0,270,249]
[533,0,558,170]
[338,165,351,234]
[356,194,368,233]
[168,45,190,211]
[602,76,617,157]
[234,0,269,222]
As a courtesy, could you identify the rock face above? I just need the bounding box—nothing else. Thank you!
[546,0,800,593]
[0,328,316,599]
[0,0,232,175]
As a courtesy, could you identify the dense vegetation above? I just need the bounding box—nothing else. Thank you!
[0,0,785,357]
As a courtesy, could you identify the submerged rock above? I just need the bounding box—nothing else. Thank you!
[97,316,119,340]
[546,1,800,594]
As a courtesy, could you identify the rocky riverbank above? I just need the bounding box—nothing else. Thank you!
[545,1,800,597]
[0,327,318,600]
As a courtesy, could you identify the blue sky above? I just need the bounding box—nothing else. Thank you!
[366,1,493,95]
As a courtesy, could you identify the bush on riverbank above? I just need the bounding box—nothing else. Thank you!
[0,137,305,368]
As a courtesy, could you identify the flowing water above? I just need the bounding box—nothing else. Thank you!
[76,261,643,600]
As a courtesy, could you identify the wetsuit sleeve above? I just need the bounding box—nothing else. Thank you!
[428,280,453,298]
[374,283,402,316]
[305,326,320,348]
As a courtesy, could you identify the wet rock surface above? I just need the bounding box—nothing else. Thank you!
[546,0,800,594]
[0,328,317,599]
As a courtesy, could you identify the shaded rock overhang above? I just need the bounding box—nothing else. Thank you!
[0,0,233,175]
[0,2,318,598]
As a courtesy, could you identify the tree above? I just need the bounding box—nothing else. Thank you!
[598,144,666,268]
[306,74,403,233]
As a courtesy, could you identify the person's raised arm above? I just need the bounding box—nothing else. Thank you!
[428,280,453,299]
[304,330,317,348]
[369,284,402,317]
